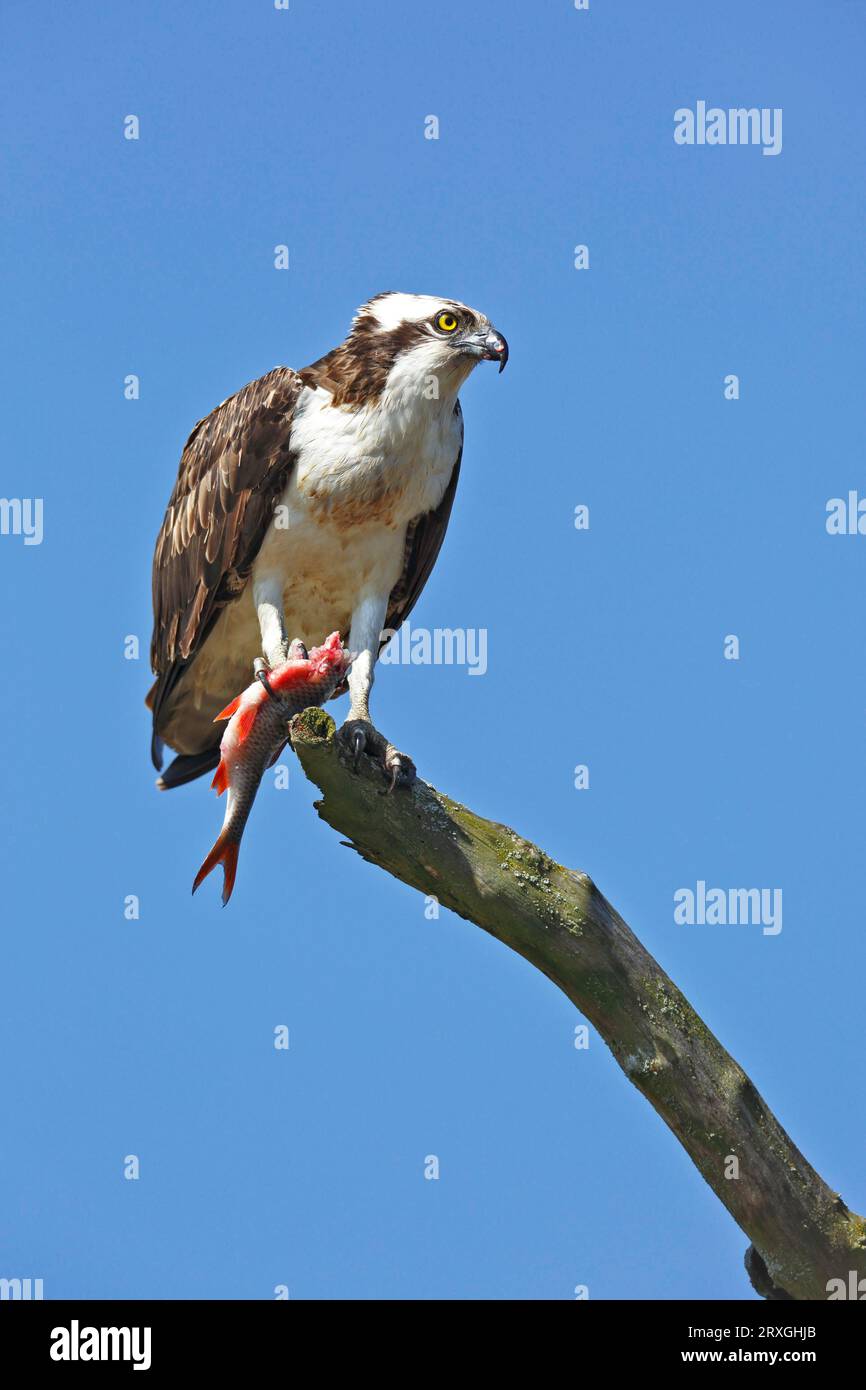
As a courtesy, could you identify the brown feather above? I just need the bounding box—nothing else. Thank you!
[149,326,466,778]
[148,366,304,767]
[300,320,429,409]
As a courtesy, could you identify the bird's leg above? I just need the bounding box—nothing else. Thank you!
[253,575,291,673]
[337,596,416,791]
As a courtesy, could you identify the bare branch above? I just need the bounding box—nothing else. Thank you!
[291,709,866,1301]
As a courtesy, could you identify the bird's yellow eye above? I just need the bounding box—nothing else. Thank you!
[436,311,459,333]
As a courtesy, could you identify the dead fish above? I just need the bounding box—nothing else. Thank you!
[192,632,352,904]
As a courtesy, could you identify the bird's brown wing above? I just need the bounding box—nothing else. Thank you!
[148,366,304,768]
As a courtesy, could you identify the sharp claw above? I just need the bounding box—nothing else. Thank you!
[256,668,277,699]
[381,748,416,793]
[340,719,415,789]
[351,727,366,769]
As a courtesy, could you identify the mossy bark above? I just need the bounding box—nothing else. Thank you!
[291,709,866,1301]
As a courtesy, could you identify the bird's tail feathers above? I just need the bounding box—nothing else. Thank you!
[156,746,220,790]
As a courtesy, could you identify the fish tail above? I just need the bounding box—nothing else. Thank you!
[192,829,240,906]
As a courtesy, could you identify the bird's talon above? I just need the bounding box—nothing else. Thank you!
[338,719,415,788]
[352,727,366,768]
[256,668,277,699]
[383,748,416,791]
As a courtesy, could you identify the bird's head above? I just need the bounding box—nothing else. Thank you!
[345,292,508,397]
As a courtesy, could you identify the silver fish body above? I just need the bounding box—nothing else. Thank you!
[192,636,351,903]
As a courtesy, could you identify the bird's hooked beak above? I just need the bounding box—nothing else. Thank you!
[461,324,509,373]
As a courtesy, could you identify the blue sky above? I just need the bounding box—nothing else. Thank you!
[2,0,864,1300]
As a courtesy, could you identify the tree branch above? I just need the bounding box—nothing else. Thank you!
[291,709,866,1300]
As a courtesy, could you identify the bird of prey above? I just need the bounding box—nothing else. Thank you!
[147,291,508,790]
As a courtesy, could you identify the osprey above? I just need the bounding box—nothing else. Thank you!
[147,291,508,789]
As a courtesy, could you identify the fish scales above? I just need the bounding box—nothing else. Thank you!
[192,632,352,903]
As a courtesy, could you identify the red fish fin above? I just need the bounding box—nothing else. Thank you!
[236,705,258,743]
[192,831,240,906]
[214,695,242,722]
[211,760,229,795]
